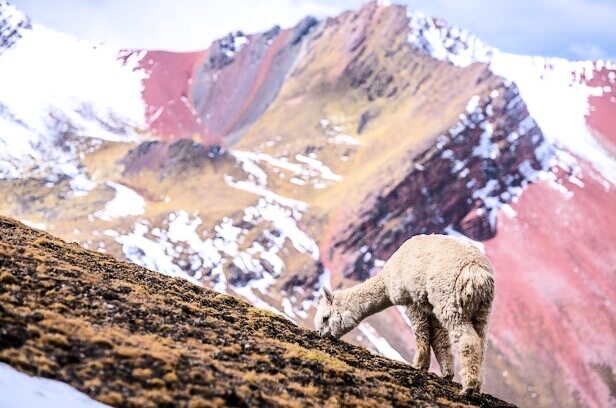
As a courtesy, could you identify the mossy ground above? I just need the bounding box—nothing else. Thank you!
[0,216,513,407]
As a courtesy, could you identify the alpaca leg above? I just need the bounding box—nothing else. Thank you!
[406,307,431,371]
[471,302,491,391]
[429,314,454,380]
[451,322,482,395]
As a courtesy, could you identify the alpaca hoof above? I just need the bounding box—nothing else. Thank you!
[443,374,454,381]
[459,384,480,396]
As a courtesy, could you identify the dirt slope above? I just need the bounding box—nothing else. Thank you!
[0,216,512,407]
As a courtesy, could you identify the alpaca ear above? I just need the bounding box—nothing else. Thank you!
[323,287,334,304]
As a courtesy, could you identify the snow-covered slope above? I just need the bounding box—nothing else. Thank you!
[406,7,616,184]
[0,0,29,53]
[0,0,147,190]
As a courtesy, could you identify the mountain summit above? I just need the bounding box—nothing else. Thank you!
[1,1,615,407]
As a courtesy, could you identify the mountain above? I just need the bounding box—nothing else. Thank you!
[0,1,615,407]
[0,215,514,407]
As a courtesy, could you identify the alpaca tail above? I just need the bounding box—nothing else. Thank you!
[455,263,494,315]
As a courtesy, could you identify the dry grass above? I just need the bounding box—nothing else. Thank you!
[0,216,513,407]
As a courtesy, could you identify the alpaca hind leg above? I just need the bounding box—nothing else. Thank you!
[406,306,431,371]
[429,314,454,380]
[451,322,482,395]
[471,301,491,391]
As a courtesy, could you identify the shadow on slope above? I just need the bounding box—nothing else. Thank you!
[0,216,512,407]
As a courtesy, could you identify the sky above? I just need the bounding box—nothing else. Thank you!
[11,0,616,60]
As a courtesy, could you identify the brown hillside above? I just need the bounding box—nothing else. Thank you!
[0,216,512,407]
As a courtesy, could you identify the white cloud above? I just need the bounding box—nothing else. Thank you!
[402,0,616,58]
[10,0,616,59]
[569,43,609,60]
[12,0,342,51]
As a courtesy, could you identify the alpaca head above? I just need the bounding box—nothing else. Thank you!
[314,287,357,339]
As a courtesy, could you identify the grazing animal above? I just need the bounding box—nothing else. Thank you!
[315,234,494,395]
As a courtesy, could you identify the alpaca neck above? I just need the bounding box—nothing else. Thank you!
[336,272,392,322]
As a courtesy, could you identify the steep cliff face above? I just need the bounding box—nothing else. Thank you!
[1,1,615,407]
[327,81,549,281]
[127,16,319,148]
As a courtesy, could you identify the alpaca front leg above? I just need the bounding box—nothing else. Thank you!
[452,322,482,395]
[429,314,454,380]
[406,307,431,371]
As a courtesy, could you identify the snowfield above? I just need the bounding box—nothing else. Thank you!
[0,363,109,408]
[95,182,146,221]
[0,15,147,186]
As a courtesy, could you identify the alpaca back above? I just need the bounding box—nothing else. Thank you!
[382,234,494,310]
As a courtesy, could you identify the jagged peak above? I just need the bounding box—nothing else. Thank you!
[405,8,493,67]
[399,1,615,72]
[348,1,493,67]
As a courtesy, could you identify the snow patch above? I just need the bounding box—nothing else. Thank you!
[20,219,47,230]
[465,95,480,113]
[0,362,109,408]
[295,154,343,182]
[247,199,319,260]
[444,225,485,253]
[490,54,616,184]
[69,173,97,197]
[329,134,361,145]
[95,182,145,221]
[407,10,492,67]
[320,118,361,146]
[225,177,308,211]
[230,149,343,191]
[281,298,298,321]
[220,32,248,58]
[358,323,406,363]
[232,150,268,186]
[116,221,186,278]
[473,123,497,160]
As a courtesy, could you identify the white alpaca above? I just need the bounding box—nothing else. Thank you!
[315,234,494,395]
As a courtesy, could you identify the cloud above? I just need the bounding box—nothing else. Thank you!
[568,43,609,60]
[11,0,616,60]
[402,0,616,58]
[12,0,343,51]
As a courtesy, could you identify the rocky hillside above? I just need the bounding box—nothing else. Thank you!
[0,216,513,407]
[1,1,615,407]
